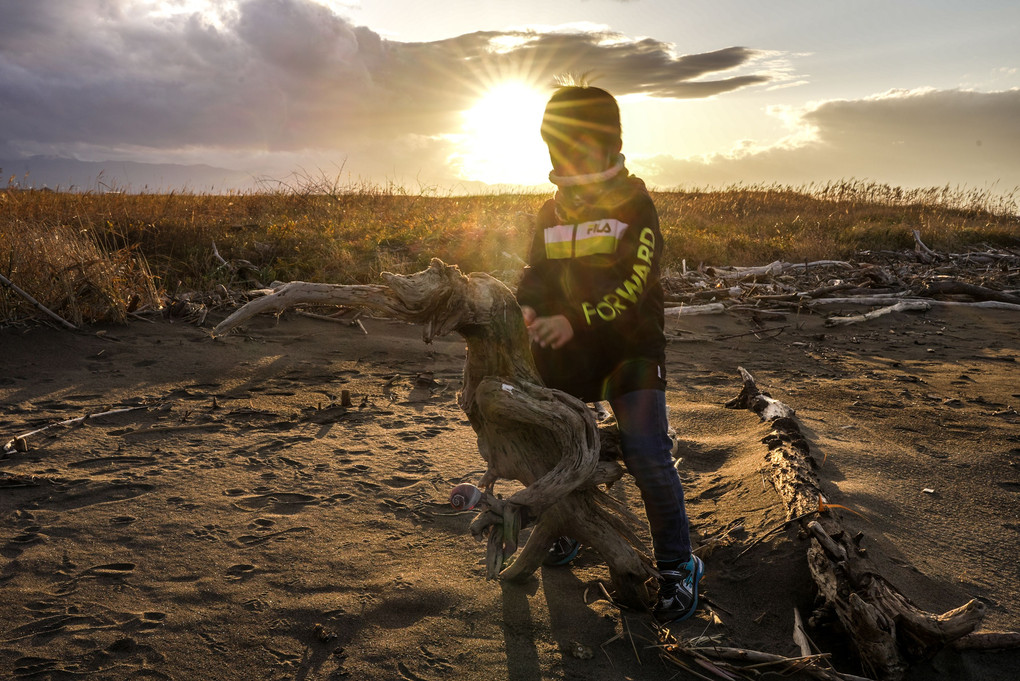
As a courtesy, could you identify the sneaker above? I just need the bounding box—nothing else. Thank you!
[653,554,705,623]
[543,537,580,567]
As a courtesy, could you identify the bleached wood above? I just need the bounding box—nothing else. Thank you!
[912,229,939,262]
[825,300,932,326]
[802,297,1020,312]
[664,302,726,316]
[707,260,852,280]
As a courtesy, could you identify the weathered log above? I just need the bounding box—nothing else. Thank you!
[705,260,852,281]
[664,302,726,316]
[213,259,656,604]
[950,631,1020,651]
[726,367,986,680]
[825,301,931,326]
[914,280,1020,305]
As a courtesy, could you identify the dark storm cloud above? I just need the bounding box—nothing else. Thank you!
[0,0,769,160]
[640,88,1020,190]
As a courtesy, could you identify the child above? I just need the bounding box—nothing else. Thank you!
[516,84,704,623]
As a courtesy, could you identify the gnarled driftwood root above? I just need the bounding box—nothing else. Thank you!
[213,259,656,606]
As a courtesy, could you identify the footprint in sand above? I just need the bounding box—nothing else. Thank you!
[398,456,433,475]
[68,455,158,474]
[83,562,136,576]
[225,563,257,580]
[13,657,62,678]
[9,525,44,545]
[233,526,312,547]
[48,482,154,511]
[353,480,381,492]
[381,476,423,489]
[135,611,167,630]
[54,563,136,595]
[229,492,322,513]
[199,631,229,654]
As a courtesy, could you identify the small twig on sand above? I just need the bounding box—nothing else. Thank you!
[714,325,788,341]
[3,406,148,454]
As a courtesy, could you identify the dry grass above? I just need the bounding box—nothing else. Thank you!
[1,180,1017,326]
[0,202,160,326]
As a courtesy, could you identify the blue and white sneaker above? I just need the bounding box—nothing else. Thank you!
[653,554,705,623]
[543,536,581,567]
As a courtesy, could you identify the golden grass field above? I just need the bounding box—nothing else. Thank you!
[1,181,1017,325]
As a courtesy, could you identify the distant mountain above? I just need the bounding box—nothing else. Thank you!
[0,156,259,193]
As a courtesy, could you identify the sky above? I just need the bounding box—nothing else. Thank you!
[1,0,1018,194]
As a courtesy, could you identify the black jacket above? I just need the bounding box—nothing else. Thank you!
[516,173,666,402]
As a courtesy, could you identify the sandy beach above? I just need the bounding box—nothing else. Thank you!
[1,304,1017,680]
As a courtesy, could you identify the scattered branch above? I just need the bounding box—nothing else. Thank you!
[0,272,78,330]
[663,239,1020,323]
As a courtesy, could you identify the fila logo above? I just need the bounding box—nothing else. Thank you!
[585,220,615,235]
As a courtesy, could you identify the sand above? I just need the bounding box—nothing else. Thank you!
[1,305,1018,680]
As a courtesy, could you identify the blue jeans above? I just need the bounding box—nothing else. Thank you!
[609,389,691,564]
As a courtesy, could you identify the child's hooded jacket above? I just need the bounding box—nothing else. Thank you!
[516,171,667,402]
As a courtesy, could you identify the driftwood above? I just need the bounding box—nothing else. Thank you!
[663,238,1020,324]
[213,259,657,605]
[211,240,266,288]
[725,367,991,680]
[824,301,931,326]
[664,302,726,316]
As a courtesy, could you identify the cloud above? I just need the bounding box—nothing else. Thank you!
[634,88,1020,191]
[0,0,770,184]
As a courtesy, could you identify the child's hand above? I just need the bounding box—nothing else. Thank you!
[526,314,574,350]
[520,305,537,326]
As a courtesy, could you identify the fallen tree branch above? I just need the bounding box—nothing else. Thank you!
[912,230,939,263]
[2,406,148,455]
[0,272,78,331]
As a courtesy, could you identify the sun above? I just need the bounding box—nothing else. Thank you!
[451,81,552,186]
